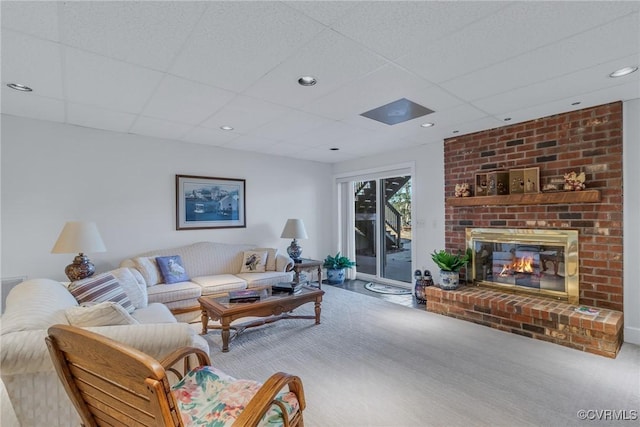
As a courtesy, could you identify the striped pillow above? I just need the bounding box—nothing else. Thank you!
[68,273,134,314]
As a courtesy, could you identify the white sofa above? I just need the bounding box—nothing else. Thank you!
[0,277,209,427]
[120,241,295,322]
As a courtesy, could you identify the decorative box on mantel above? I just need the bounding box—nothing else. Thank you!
[509,167,540,194]
[475,171,509,196]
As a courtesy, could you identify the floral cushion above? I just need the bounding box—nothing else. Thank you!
[171,366,300,427]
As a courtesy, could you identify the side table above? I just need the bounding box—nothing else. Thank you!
[291,259,323,289]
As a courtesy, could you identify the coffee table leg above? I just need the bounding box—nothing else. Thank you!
[314,298,321,324]
[201,309,208,335]
[221,319,231,352]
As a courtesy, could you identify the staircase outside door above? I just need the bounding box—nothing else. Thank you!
[354,175,412,284]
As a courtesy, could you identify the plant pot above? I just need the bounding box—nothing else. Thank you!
[326,268,346,285]
[439,270,459,290]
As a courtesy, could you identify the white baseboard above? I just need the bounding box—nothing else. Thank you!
[624,326,640,345]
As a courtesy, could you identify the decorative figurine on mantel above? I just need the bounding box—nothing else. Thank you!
[563,171,586,191]
[454,183,471,197]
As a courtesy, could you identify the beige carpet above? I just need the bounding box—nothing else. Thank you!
[202,285,640,427]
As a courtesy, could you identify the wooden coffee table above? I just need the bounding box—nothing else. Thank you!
[198,286,324,352]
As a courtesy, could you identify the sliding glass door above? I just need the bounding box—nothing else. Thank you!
[354,175,412,284]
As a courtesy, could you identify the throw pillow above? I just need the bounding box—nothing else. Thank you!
[65,301,139,327]
[110,267,148,309]
[239,250,268,273]
[133,255,162,286]
[156,255,190,284]
[68,272,135,313]
[253,247,278,271]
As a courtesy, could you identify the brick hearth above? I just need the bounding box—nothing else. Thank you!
[426,286,623,358]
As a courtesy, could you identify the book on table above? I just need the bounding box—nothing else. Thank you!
[272,282,302,295]
[228,289,261,302]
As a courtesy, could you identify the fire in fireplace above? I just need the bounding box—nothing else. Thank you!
[466,228,579,303]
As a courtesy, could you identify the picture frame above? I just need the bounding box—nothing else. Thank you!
[176,175,246,230]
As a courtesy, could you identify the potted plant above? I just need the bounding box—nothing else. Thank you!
[431,249,470,290]
[323,252,356,285]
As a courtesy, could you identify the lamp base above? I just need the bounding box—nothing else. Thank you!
[65,253,96,281]
[286,239,303,262]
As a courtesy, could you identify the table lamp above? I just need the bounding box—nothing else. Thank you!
[280,219,308,262]
[51,221,107,281]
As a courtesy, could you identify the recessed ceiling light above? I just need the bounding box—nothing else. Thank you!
[298,76,317,86]
[504,117,512,122]
[609,66,638,78]
[330,147,339,151]
[6,83,32,92]
[220,125,234,131]
[571,101,581,106]
[420,122,434,128]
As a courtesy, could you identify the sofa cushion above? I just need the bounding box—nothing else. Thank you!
[65,301,139,327]
[130,302,178,324]
[171,365,300,426]
[156,255,190,284]
[68,273,135,314]
[133,255,162,286]
[110,267,148,309]
[239,250,268,273]
[191,274,247,296]
[146,281,202,305]
[253,247,278,271]
[1,279,78,335]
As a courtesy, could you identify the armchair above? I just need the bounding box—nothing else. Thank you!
[45,324,306,426]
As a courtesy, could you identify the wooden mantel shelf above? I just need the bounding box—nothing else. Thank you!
[447,189,601,207]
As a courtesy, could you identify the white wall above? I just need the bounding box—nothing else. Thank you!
[332,141,445,278]
[1,115,333,282]
[623,99,640,345]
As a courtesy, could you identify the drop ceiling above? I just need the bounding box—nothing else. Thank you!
[1,1,638,164]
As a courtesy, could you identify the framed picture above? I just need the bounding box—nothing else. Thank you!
[176,175,246,230]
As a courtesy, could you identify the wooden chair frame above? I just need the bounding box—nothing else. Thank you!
[46,324,306,427]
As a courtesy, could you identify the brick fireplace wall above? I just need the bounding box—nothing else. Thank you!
[444,101,623,311]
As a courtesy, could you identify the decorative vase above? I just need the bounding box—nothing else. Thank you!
[326,268,346,285]
[439,270,459,290]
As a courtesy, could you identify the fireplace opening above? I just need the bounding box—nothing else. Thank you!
[466,228,578,303]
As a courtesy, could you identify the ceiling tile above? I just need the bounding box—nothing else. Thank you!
[130,116,193,141]
[1,30,64,99]
[64,47,164,114]
[142,75,236,126]
[301,64,461,121]
[59,1,206,70]
[398,1,640,84]
[332,1,510,60]
[200,95,292,133]
[283,1,361,26]
[66,103,137,133]
[1,88,64,122]
[474,54,640,116]
[180,126,241,147]
[248,110,334,142]
[1,1,59,41]
[169,1,326,92]
[243,28,387,108]
[499,81,640,126]
[441,12,640,102]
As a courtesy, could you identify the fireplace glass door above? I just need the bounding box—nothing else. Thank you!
[467,228,579,303]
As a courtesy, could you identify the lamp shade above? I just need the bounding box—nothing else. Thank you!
[280,219,308,239]
[51,221,106,254]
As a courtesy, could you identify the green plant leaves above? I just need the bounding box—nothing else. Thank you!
[323,252,356,269]
[431,249,469,272]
